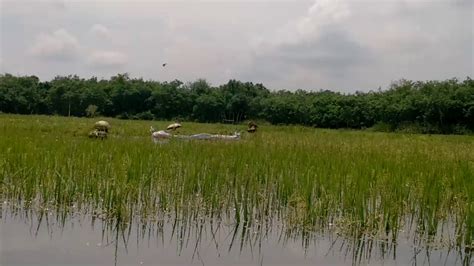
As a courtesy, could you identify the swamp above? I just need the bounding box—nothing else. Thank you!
[1,114,473,265]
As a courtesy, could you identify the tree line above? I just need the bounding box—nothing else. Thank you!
[1,73,473,134]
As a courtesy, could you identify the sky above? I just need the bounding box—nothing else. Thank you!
[1,0,473,92]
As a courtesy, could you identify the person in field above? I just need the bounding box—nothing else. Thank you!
[247,121,258,133]
[88,120,110,140]
[166,122,181,131]
[88,129,107,140]
[94,120,111,133]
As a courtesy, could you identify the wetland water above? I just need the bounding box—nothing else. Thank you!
[1,206,469,266]
[1,116,473,265]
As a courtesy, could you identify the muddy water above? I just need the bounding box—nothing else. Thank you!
[1,211,469,266]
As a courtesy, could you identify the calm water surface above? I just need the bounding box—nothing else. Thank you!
[1,206,469,266]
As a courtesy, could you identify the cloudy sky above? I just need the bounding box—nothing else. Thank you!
[1,0,472,92]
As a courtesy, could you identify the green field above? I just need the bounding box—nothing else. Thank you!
[1,114,473,257]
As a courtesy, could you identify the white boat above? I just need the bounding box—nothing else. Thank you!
[150,126,240,143]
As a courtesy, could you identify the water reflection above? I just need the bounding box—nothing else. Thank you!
[1,205,471,266]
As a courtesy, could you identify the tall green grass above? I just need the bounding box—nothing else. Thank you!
[1,114,473,255]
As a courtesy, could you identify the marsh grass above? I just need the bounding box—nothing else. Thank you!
[1,114,473,261]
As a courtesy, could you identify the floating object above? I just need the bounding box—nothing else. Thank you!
[150,126,240,143]
[150,126,171,138]
[150,126,172,143]
[166,123,182,131]
[176,132,241,141]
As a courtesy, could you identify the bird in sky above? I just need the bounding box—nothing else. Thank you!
[162,63,167,67]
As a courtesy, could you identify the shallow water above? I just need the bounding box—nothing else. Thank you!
[1,210,470,266]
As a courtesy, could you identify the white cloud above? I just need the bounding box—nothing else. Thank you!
[90,24,110,38]
[50,0,67,9]
[244,0,473,91]
[253,0,350,49]
[87,51,127,67]
[3,0,471,90]
[28,29,80,61]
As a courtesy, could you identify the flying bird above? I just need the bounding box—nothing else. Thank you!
[162,63,167,67]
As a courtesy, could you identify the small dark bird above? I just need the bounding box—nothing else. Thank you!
[162,63,167,67]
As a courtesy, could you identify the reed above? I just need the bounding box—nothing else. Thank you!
[1,114,473,254]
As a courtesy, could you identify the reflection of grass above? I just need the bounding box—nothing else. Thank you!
[1,114,473,256]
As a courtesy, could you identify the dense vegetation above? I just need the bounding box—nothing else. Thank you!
[1,73,473,134]
[1,115,473,263]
